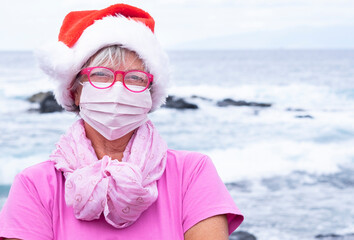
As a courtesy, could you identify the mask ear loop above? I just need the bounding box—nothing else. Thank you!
[147,82,153,91]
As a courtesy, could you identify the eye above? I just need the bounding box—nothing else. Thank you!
[89,68,114,83]
[124,71,149,87]
[91,71,111,77]
[127,74,144,82]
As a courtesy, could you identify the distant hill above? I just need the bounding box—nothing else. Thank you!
[170,25,354,50]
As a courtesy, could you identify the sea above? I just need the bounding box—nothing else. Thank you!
[0,50,353,240]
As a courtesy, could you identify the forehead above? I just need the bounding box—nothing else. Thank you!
[122,51,144,66]
[89,49,145,70]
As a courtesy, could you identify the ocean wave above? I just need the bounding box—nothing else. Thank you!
[0,154,49,185]
[1,139,352,185]
[206,140,354,183]
[169,83,354,111]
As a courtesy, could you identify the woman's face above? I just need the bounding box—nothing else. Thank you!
[74,50,145,107]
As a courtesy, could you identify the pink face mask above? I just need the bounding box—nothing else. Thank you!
[79,82,152,140]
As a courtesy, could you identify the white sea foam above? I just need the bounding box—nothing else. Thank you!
[1,138,352,185]
[0,155,49,185]
[0,97,34,113]
[1,75,54,98]
[207,140,354,183]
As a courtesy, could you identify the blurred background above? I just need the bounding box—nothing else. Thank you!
[1,0,354,239]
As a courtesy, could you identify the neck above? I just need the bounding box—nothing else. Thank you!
[83,121,134,161]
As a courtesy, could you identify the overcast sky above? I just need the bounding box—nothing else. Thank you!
[1,0,354,50]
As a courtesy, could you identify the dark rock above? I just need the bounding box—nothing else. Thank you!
[39,92,63,113]
[230,231,257,240]
[315,233,354,239]
[191,95,213,101]
[226,180,253,193]
[28,91,63,113]
[217,98,271,108]
[286,107,306,112]
[295,115,313,119]
[315,234,342,239]
[28,91,52,103]
[163,96,198,110]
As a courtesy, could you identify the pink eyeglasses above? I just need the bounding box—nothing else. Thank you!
[80,66,154,93]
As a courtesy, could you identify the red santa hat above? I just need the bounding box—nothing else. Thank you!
[37,4,170,112]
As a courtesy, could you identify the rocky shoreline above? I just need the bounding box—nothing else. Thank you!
[27,91,274,113]
[315,233,354,240]
[27,91,312,119]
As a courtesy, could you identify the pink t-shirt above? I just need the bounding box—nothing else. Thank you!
[0,150,243,240]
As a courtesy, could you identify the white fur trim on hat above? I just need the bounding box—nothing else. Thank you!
[36,15,170,112]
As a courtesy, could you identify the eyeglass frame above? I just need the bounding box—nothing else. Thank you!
[79,66,154,93]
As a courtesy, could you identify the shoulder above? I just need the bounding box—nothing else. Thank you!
[166,150,244,234]
[19,160,60,182]
[166,149,212,170]
[165,149,217,186]
[0,161,59,239]
[15,161,63,199]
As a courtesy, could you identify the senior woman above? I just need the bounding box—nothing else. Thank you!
[0,4,243,240]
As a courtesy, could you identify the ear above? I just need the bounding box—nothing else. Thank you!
[74,88,81,106]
